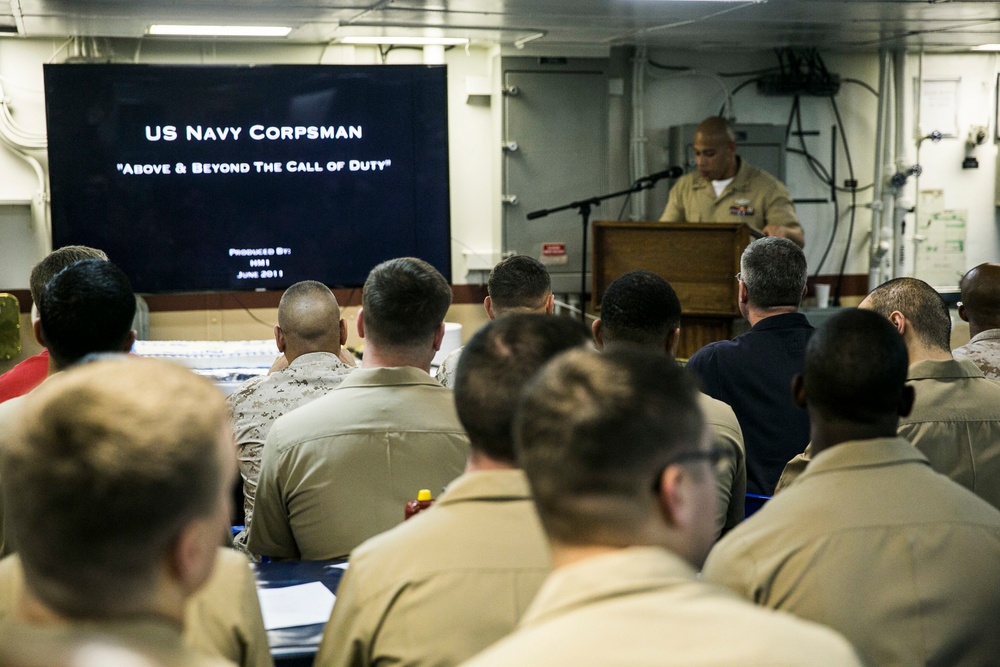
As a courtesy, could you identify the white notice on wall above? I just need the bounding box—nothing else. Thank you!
[916,78,960,138]
[915,202,967,288]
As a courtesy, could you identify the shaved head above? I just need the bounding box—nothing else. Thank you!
[960,263,1000,330]
[803,308,909,425]
[693,116,738,181]
[277,281,343,353]
[695,116,736,144]
[861,277,951,352]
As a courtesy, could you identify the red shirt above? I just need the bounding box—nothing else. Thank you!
[0,350,49,404]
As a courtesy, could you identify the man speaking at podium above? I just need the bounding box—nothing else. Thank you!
[660,117,804,248]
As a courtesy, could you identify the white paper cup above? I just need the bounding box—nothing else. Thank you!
[815,283,831,308]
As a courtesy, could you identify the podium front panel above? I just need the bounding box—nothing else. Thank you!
[592,221,751,317]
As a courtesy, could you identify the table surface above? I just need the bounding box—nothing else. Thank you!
[253,559,347,661]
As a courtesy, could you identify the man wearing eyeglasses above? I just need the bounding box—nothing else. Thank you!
[685,237,812,497]
[460,349,861,667]
[704,308,1000,666]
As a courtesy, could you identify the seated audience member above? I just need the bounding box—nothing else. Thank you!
[955,262,1000,380]
[0,620,205,667]
[229,280,355,551]
[778,278,1000,510]
[436,255,553,387]
[249,258,470,560]
[316,314,592,667]
[0,549,271,667]
[685,237,811,496]
[0,358,258,666]
[0,245,109,404]
[0,259,137,557]
[460,350,862,667]
[704,309,1000,666]
[592,270,746,536]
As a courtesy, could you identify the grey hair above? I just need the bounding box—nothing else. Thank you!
[740,237,807,309]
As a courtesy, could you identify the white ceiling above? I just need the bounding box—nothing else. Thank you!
[3,0,1000,53]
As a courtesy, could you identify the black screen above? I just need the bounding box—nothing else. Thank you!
[44,64,451,293]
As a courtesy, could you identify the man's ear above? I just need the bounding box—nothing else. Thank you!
[33,319,46,348]
[958,303,969,323]
[432,322,446,352]
[544,293,555,315]
[357,308,366,339]
[484,296,496,321]
[122,330,137,353]
[899,385,915,418]
[655,464,687,530]
[666,327,681,358]
[888,311,907,336]
[274,325,286,353]
[167,518,219,597]
[791,373,807,408]
[592,319,604,349]
[738,281,749,305]
[339,318,348,348]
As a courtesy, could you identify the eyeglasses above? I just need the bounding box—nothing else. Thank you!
[651,444,735,492]
[735,272,743,283]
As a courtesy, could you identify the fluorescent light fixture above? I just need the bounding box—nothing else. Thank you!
[338,36,469,46]
[148,25,292,37]
[971,44,1000,52]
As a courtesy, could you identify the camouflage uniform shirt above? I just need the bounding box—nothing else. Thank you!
[954,329,1000,382]
[228,351,355,550]
[433,346,464,388]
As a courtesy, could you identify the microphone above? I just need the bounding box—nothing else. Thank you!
[636,166,684,183]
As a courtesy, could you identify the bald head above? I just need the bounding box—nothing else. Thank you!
[960,263,1000,334]
[276,281,344,361]
[693,117,738,181]
[696,116,736,143]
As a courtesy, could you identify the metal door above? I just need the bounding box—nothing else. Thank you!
[502,61,608,296]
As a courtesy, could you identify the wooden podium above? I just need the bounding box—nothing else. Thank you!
[592,221,753,359]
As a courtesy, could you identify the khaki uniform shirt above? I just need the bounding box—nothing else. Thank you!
[316,469,550,667]
[460,547,861,667]
[777,358,1000,509]
[953,328,1000,381]
[698,392,746,536]
[0,396,21,558]
[899,358,1000,509]
[248,366,470,560]
[0,376,60,558]
[659,159,799,232]
[0,548,270,667]
[0,617,235,666]
[227,351,355,548]
[705,437,1000,667]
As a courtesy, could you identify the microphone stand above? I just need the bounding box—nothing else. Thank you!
[526,174,672,322]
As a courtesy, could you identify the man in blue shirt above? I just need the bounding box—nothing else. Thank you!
[685,237,812,495]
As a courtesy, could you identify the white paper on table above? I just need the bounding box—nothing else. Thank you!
[257,582,336,630]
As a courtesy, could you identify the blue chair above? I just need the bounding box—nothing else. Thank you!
[744,493,771,519]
